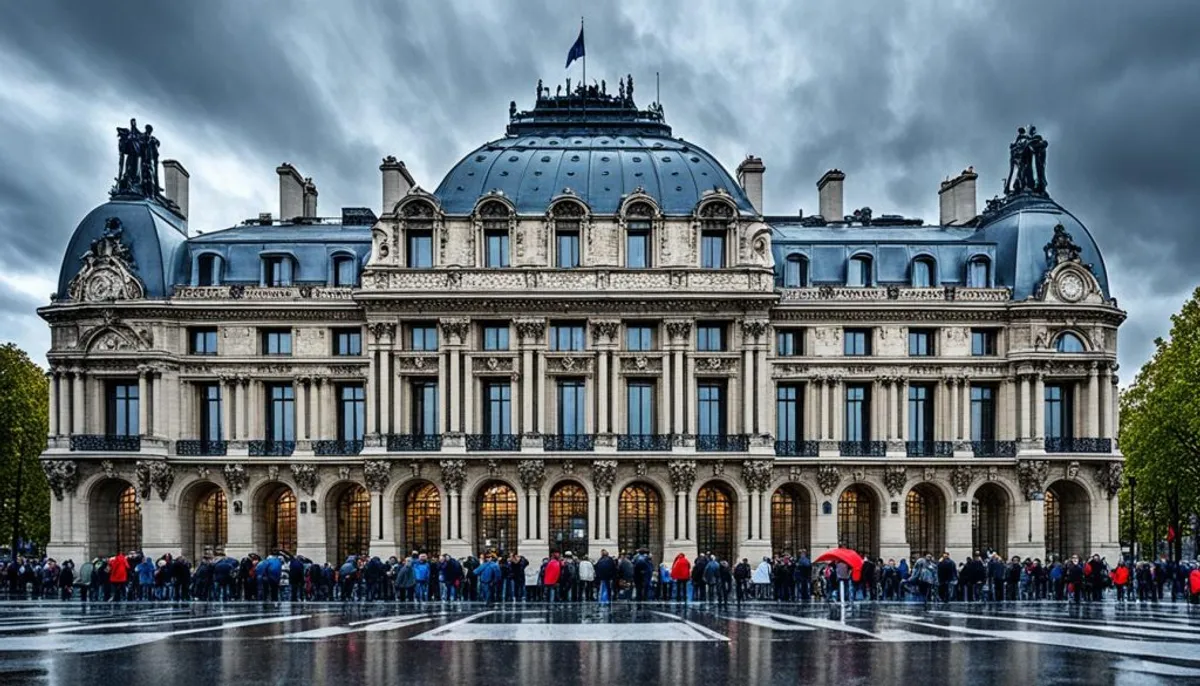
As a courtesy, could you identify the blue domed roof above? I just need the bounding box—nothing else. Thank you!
[433,93,755,216]
[56,199,188,300]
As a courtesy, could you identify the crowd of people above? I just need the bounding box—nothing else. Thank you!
[3,548,1199,606]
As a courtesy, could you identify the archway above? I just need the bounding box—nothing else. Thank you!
[1045,480,1090,561]
[332,484,371,562]
[398,481,441,556]
[549,482,589,557]
[972,483,1009,558]
[771,484,811,556]
[180,482,227,561]
[254,483,297,556]
[837,484,879,558]
[905,484,946,561]
[697,481,735,562]
[618,482,663,562]
[89,479,140,559]
[475,481,518,556]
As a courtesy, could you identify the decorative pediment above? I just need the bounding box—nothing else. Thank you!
[1033,224,1106,305]
[68,218,145,302]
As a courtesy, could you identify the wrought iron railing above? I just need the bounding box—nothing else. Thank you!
[465,434,520,451]
[175,440,228,456]
[905,440,955,457]
[387,434,443,452]
[543,434,596,452]
[312,439,365,456]
[249,440,296,457]
[69,434,141,452]
[617,434,674,451]
[696,434,750,452]
[1044,437,1112,454]
[972,440,1018,457]
[774,440,821,457]
[839,440,887,457]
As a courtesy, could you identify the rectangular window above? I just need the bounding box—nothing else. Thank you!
[482,325,510,351]
[626,381,655,435]
[697,323,725,352]
[844,328,872,356]
[333,329,362,356]
[556,228,581,268]
[550,323,586,351]
[697,381,726,437]
[1044,384,1074,440]
[908,329,935,357]
[264,256,292,287]
[701,230,726,268]
[483,380,512,435]
[557,379,586,435]
[907,384,935,443]
[199,383,222,443]
[845,384,870,442]
[262,328,293,356]
[776,384,801,442]
[626,325,653,351]
[485,230,509,268]
[333,257,356,287]
[411,379,438,435]
[626,220,651,268]
[189,327,218,355]
[106,381,139,436]
[265,383,295,442]
[407,230,433,268]
[409,324,438,351]
[971,329,998,356]
[338,384,366,442]
[970,385,996,442]
[776,329,803,357]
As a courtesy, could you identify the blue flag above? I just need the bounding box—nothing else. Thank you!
[565,25,585,68]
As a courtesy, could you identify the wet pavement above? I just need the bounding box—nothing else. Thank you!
[1,600,1198,684]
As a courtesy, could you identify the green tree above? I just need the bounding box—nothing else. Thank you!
[0,343,49,557]
[1120,287,1200,561]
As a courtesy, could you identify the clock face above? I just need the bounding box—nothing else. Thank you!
[1059,272,1085,302]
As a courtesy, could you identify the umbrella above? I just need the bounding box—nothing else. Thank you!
[815,547,863,580]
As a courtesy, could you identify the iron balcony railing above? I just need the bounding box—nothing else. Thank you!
[696,434,750,453]
[1044,437,1112,454]
[972,440,1018,457]
[774,440,821,457]
[905,440,955,457]
[543,434,596,452]
[249,440,296,457]
[839,440,887,457]
[387,434,443,452]
[69,434,141,452]
[617,434,674,452]
[312,439,365,456]
[465,434,520,451]
[175,439,228,457]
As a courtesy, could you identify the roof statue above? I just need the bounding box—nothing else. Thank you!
[1045,223,1083,266]
[1006,124,1049,196]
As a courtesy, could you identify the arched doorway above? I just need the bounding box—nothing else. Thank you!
[475,481,518,556]
[905,484,946,561]
[256,484,297,555]
[618,482,663,561]
[771,484,811,556]
[697,482,735,562]
[181,482,227,561]
[549,482,589,557]
[89,479,141,559]
[335,485,371,562]
[1045,480,1090,562]
[400,481,441,556]
[837,485,879,558]
[972,483,1009,558]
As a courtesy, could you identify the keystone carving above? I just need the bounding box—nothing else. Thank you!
[591,460,618,494]
[950,466,974,497]
[741,460,774,492]
[364,460,391,492]
[1065,461,1080,480]
[100,460,117,480]
[223,463,248,495]
[816,465,840,496]
[1017,460,1050,500]
[148,462,174,501]
[135,461,152,499]
[290,464,320,496]
[439,459,467,492]
[42,460,79,501]
[518,459,546,491]
[1094,462,1123,500]
[883,466,907,497]
[668,460,697,494]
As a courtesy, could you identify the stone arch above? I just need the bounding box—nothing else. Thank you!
[325,482,371,563]
[617,480,665,562]
[771,483,812,556]
[474,479,519,556]
[395,479,441,557]
[905,482,947,561]
[548,480,589,557]
[836,483,880,558]
[696,480,736,562]
[971,482,1010,558]
[179,480,228,561]
[1045,479,1091,561]
[88,477,140,559]
[252,481,297,557]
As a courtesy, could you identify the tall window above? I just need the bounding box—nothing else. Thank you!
[190,328,218,355]
[697,483,735,561]
[906,485,944,561]
[550,323,585,351]
[262,328,292,356]
[626,208,652,268]
[403,483,441,556]
[333,329,362,356]
[263,256,293,286]
[337,486,371,562]
[971,329,997,356]
[776,384,801,442]
[845,384,870,442]
[697,382,726,437]
[265,384,295,442]
[844,328,872,356]
[697,323,725,352]
[265,486,297,555]
[908,329,935,357]
[626,325,653,351]
[199,383,222,444]
[194,487,227,559]
[908,384,934,444]
[332,255,356,286]
[482,325,510,351]
[784,254,808,287]
[970,385,996,442]
[480,201,511,268]
[476,482,518,555]
[1045,384,1074,440]
[409,324,438,351]
[911,257,935,287]
[107,381,139,436]
[557,379,586,436]
[549,482,589,556]
[973,484,1007,558]
[483,381,512,436]
[966,257,991,288]
[197,254,221,286]
[411,379,438,435]
[699,202,733,269]
[619,484,662,562]
[776,329,803,356]
[847,255,872,287]
[117,485,142,555]
[338,385,366,442]
[407,228,433,268]
[837,485,878,556]
[772,486,810,556]
[627,381,655,436]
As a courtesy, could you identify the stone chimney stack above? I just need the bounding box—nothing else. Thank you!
[736,155,765,214]
[302,177,318,218]
[938,167,978,225]
[817,169,845,222]
[380,156,415,214]
[276,163,305,221]
[161,159,189,219]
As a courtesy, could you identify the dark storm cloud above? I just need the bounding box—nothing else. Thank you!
[0,0,1196,379]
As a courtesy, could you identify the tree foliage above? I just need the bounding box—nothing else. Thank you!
[0,343,49,553]
[1120,287,1200,560]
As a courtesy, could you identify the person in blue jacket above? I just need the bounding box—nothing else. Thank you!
[135,557,156,601]
[413,554,431,602]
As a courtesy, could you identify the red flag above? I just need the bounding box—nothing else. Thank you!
[1167,526,1177,543]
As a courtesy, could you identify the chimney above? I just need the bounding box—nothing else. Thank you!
[276,163,305,220]
[302,177,318,218]
[938,167,978,225]
[161,159,190,219]
[380,155,415,214]
[817,169,845,222]
[736,155,765,214]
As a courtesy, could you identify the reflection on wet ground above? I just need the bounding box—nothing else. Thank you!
[1,600,1198,684]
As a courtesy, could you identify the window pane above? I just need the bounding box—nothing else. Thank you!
[557,380,586,435]
[970,386,995,442]
[200,384,222,442]
[627,232,649,268]
[267,384,295,442]
[776,384,799,441]
[971,330,996,356]
[407,231,433,268]
[967,259,989,288]
[626,326,652,351]
[697,382,725,436]
[848,257,870,287]
[844,329,871,356]
[627,382,654,434]
[412,381,438,435]
[907,385,933,443]
[776,330,801,356]
[411,326,438,351]
[484,382,512,434]
[701,232,725,268]
[845,385,868,441]
[486,231,509,267]
[912,260,932,287]
[697,325,724,352]
[484,326,510,351]
[557,232,580,268]
[551,325,585,351]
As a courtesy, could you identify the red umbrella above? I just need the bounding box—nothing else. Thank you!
[815,547,864,582]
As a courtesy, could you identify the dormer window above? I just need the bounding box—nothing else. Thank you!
[331,255,356,286]
[624,202,654,268]
[966,256,991,288]
[263,255,294,287]
[784,254,808,287]
[911,257,936,287]
[403,200,436,268]
[1054,332,1086,353]
[699,202,734,269]
[197,254,222,286]
[847,255,873,287]
[552,202,585,269]
[480,200,511,268]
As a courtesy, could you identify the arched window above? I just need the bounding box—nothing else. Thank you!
[194,487,228,560]
[549,482,589,556]
[966,256,991,288]
[196,254,223,286]
[910,257,936,287]
[337,485,371,561]
[475,481,518,555]
[624,202,654,268]
[784,254,808,287]
[117,484,142,555]
[699,202,735,269]
[1044,481,1090,562]
[262,255,295,287]
[847,255,873,287]
[905,484,945,561]
[1055,332,1086,353]
[552,202,585,269]
[331,254,356,286]
[403,482,441,556]
[972,483,1008,558]
[479,201,511,268]
[837,485,878,557]
[262,485,297,555]
[618,483,663,561]
[697,482,735,562]
[403,200,436,268]
[771,485,811,556]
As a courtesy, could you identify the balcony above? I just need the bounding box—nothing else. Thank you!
[839,440,887,457]
[905,441,955,458]
[972,440,1018,458]
[387,434,443,452]
[466,434,520,451]
[618,434,674,452]
[543,434,596,452]
[696,434,750,453]
[176,440,228,456]
[774,440,820,457]
[249,440,296,457]
[69,434,141,452]
[1044,437,1112,454]
[312,439,365,456]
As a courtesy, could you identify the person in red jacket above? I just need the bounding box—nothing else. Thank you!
[1189,567,1200,605]
[670,553,691,602]
[108,553,130,602]
[543,553,561,602]
[1112,562,1131,602]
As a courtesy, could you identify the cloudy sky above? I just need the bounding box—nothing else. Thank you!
[1,0,1196,380]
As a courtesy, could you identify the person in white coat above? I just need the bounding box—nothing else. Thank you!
[751,557,773,600]
[578,556,596,601]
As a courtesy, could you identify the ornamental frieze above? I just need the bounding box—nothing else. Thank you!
[364,460,391,493]
[42,460,79,501]
[618,355,663,374]
[517,459,546,491]
[816,465,840,495]
[395,355,440,374]
[474,356,516,374]
[290,464,320,496]
[439,459,467,492]
[360,268,774,294]
[950,466,974,496]
[223,463,248,495]
[545,355,593,374]
[172,285,354,301]
[694,356,740,374]
[883,465,907,496]
[1017,460,1049,500]
[668,460,697,494]
[592,460,617,494]
[741,460,774,492]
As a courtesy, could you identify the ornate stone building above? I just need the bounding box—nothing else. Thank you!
[39,82,1125,567]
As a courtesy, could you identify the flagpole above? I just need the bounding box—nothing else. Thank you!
[581,17,586,116]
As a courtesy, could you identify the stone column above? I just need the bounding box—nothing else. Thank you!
[832,379,843,441]
[47,370,58,436]
[137,367,149,436]
[804,380,815,441]
[296,379,309,441]
[1017,375,1029,439]
[391,373,404,440]
[220,378,234,441]
[948,378,959,442]
[535,351,547,434]
[1033,373,1046,441]
[521,347,535,434]
[448,348,461,433]
[379,348,392,435]
[366,347,378,435]
[72,369,85,435]
[742,346,754,435]
[685,354,696,436]
[597,350,609,434]
[1101,365,1114,440]
[756,347,771,436]
[463,356,474,434]
[899,379,910,441]
[672,348,685,434]
[961,379,972,441]
[1087,363,1100,438]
